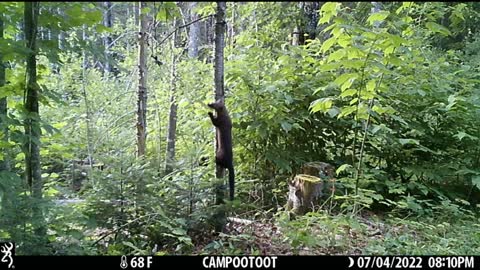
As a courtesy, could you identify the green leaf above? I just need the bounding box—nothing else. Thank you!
[396,2,414,14]
[320,2,339,13]
[367,11,390,25]
[359,90,375,100]
[338,36,351,48]
[385,45,395,56]
[345,47,365,59]
[389,34,407,47]
[366,79,376,93]
[319,2,340,24]
[334,73,358,88]
[292,123,305,131]
[95,24,112,33]
[320,37,337,53]
[446,94,456,110]
[328,48,346,62]
[195,2,216,16]
[399,138,420,146]
[278,55,291,65]
[340,88,357,98]
[338,105,356,118]
[156,8,168,22]
[313,86,326,95]
[425,22,451,36]
[141,7,151,15]
[66,5,83,19]
[454,131,477,141]
[389,186,407,195]
[319,62,341,72]
[310,98,333,113]
[371,124,382,134]
[341,59,364,69]
[455,131,467,141]
[331,26,343,38]
[122,241,144,253]
[336,164,352,175]
[372,105,384,114]
[45,187,59,197]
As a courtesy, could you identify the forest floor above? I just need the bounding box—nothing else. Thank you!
[55,199,479,255]
[193,210,480,255]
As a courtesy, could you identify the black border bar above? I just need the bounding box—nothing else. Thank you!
[5,255,480,270]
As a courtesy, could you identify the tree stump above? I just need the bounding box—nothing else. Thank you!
[301,162,336,180]
[286,174,323,215]
[286,162,336,215]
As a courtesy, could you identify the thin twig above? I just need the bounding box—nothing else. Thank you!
[153,14,213,47]
[108,30,136,48]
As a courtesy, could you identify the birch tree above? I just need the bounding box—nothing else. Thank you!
[136,1,147,157]
[103,1,113,74]
[164,19,179,174]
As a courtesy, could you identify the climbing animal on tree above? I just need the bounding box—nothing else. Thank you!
[207,99,235,201]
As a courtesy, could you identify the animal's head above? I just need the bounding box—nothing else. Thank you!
[207,99,225,111]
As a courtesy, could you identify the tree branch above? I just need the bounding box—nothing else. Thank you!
[153,14,213,47]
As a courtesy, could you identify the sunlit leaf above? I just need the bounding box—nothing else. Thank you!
[336,164,352,175]
[310,98,333,113]
[367,11,390,25]
[320,37,337,53]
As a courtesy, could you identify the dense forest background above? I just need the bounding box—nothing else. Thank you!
[0,2,480,255]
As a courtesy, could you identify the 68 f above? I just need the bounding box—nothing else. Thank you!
[120,256,153,269]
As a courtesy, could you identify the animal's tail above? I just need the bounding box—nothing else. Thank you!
[228,166,235,201]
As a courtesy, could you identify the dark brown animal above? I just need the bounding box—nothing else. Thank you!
[208,99,235,201]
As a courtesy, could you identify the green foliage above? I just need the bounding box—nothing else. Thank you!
[277,211,370,254]
[365,215,480,255]
[277,209,479,255]
[201,233,261,255]
[156,2,180,22]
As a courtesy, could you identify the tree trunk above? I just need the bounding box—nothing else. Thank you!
[214,2,226,179]
[205,15,215,61]
[303,2,321,41]
[0,17,9,172]
[188,2,200,58]
[81,25,94,184]
[103,1,113,74]
[229,2,236,47]
[164,20,179,174]
[134,2,139,27]
[136,1,148,157]
[214,3,226,106]
[57,8,65,50]
[24,1,45,238]
[292,26,301,46]
[292,2,322,45]
[212,2,227,231]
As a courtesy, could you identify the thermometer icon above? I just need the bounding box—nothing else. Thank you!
[120,255,128,269]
